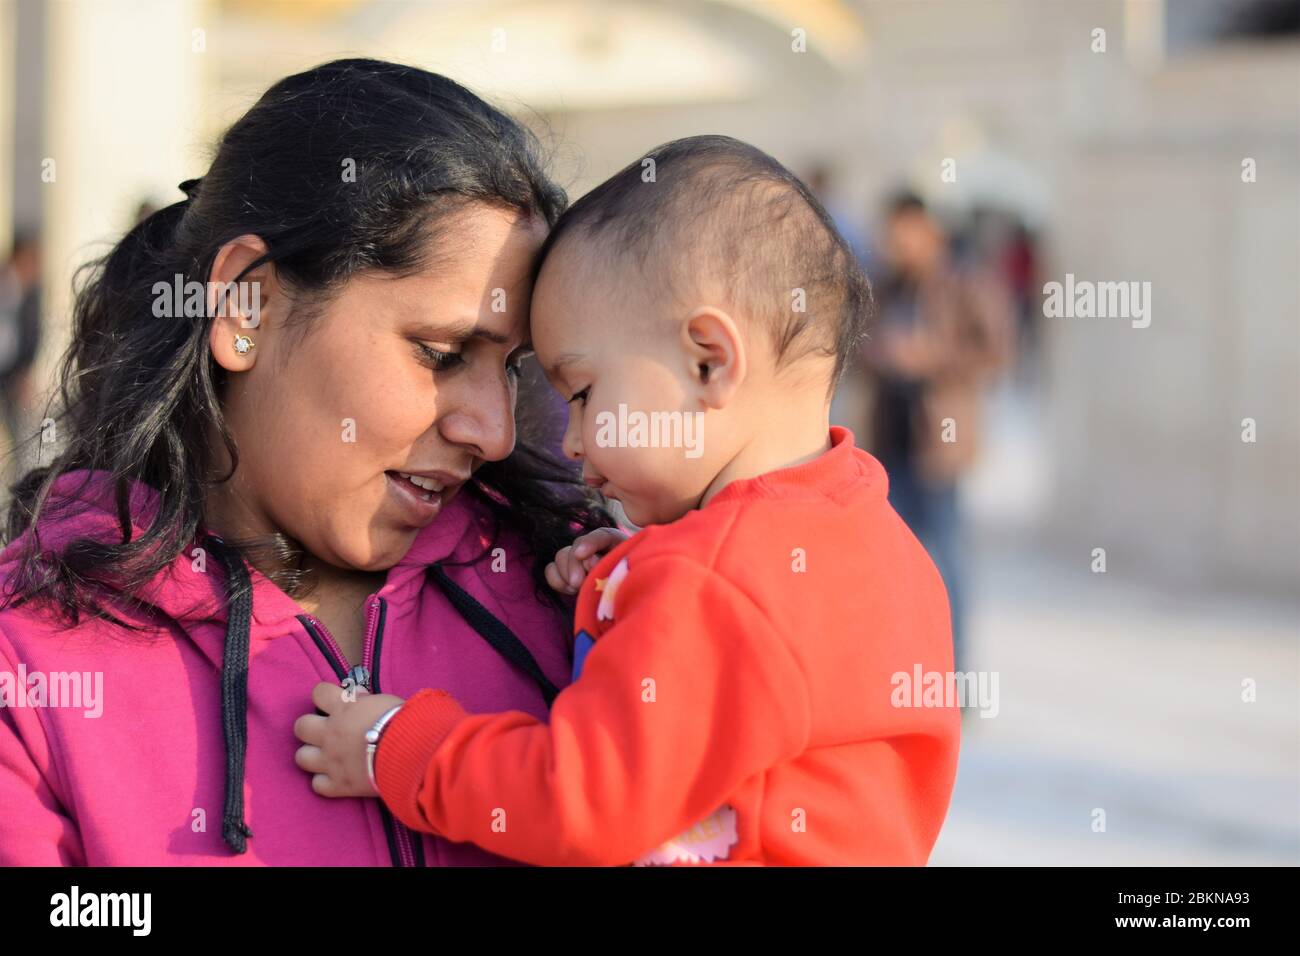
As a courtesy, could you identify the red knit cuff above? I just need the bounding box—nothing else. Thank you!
[374,688,469,833]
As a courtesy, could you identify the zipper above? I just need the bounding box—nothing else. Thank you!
[362,596,425,867]
[298,596,423,867]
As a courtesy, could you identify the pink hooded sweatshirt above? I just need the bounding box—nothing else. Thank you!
[0,470,573,865]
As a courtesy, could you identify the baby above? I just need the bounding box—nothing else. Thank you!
[297,135,959,865]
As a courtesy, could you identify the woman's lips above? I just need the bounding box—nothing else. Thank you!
[385,470,454,527]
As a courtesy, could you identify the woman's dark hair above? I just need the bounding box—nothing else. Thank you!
[1,58,612,625]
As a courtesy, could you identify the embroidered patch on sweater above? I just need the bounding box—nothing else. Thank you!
[594,557,630,622]
[633,805,739,865]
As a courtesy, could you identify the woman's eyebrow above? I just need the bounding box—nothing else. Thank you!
[407,320,512,345]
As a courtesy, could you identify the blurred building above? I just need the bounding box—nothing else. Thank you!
[1,0,1296,595]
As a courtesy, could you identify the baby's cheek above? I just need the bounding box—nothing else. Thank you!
[632,447,694,506]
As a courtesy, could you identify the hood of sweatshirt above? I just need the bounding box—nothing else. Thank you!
[16,469,487,642]
[2,468,503,855]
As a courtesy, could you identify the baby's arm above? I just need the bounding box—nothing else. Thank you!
[373,553,812,866]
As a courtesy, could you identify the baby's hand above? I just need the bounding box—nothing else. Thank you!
[293,683,405,798]
[545,528,629,595]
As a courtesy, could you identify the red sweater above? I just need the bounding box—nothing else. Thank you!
[376,426,959,865]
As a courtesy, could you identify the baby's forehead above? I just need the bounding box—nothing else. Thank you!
[531,239,667,364]
[530,241,609,343]
[536,234,652,317]
[538,231,614,287]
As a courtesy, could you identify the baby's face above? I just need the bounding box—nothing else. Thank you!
[531,246,721,526]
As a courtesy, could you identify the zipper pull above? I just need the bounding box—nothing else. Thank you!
[342,665,372,698]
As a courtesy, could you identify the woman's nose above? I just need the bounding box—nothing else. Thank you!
[440,375,517,462]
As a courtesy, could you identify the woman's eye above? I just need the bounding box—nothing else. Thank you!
[415,342,463,371]
[569,387,590,406]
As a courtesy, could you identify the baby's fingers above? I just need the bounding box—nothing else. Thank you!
[556,548,586,591]
[572,527,628,559]
[544,560,572,594]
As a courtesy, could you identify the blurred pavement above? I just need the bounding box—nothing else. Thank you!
[930,384,1300,866]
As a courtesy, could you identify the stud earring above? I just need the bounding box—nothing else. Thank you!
[233,334,255,355]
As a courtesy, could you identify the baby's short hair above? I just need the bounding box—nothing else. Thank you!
[539,135,873,391]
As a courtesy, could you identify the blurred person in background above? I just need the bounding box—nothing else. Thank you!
[958,205,1043,384]
[861,191,1014,673]
[0,229,43,477]
[1003,220,1043,382]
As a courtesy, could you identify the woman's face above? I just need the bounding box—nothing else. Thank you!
[213,204,547,571]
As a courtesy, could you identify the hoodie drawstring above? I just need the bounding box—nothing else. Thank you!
[203,534,254,854]
[195,541,547,857]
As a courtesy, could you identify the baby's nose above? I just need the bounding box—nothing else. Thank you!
[562,409,584,460]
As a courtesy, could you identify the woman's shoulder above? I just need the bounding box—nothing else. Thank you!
[0,535,51,650]
[0,536,171,663]
[0,586,74,666]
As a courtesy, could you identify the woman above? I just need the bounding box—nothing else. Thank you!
[0,59,610,865]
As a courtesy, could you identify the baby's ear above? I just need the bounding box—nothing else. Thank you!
[681,306,746,409]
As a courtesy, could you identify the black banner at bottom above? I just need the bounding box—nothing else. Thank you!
[0,865,1286,942]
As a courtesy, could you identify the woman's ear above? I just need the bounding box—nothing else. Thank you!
[681,306,746,409]
[207,234,275,373]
